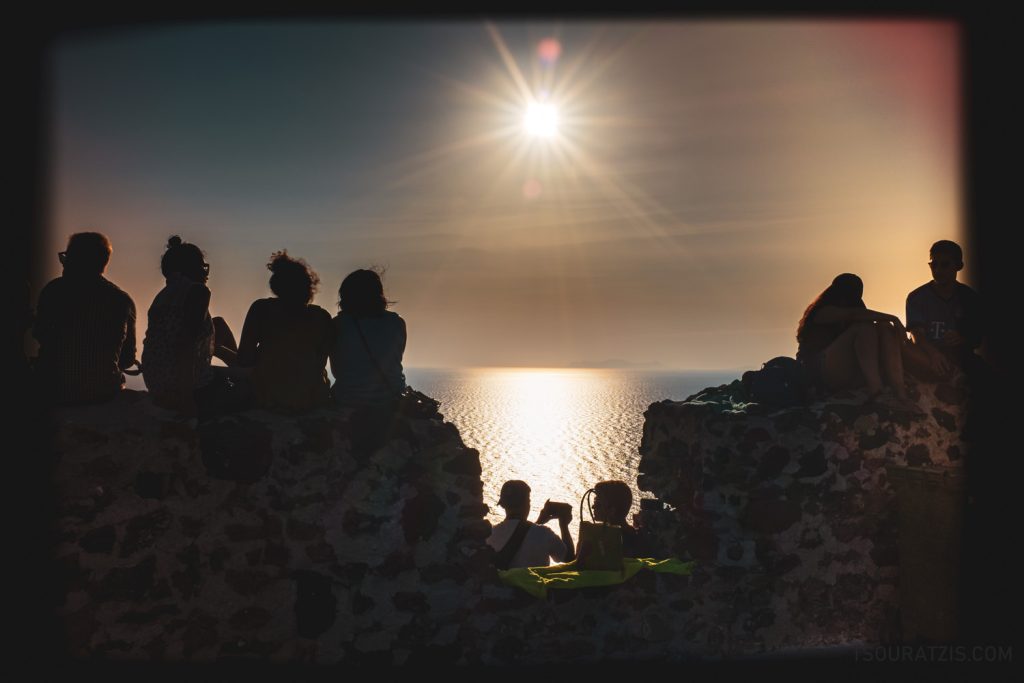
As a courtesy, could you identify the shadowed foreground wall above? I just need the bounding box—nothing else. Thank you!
[637,375,967,650]
[51,392,492,664]
[50,375,967,663]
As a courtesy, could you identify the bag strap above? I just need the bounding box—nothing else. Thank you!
[493,519,533,570]
[580,488,597,523]
[352,316,403,394]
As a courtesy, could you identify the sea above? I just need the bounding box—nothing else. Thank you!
[128,367,740,539]
[406,367,737,538]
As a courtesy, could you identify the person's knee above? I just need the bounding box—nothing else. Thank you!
[880,323,902,339]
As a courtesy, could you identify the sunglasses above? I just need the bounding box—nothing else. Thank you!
[58,251,67,263]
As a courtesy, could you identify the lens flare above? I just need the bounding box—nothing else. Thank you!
[522,178,543,200]
[537,38,562,64]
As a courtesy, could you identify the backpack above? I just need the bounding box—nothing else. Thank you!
[572,488,624,572]
[741,356,810,408]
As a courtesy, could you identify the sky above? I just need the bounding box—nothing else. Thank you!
[44,20,962,371]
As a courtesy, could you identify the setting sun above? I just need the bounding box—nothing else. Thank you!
[523,101,559,138]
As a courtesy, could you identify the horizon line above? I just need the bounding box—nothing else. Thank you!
[404,365,747,373]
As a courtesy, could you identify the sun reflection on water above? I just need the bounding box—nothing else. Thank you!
[406,366,738,541]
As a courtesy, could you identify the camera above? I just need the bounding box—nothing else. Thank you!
[538,500,572,523]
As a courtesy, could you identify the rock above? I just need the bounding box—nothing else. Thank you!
[905,444,932,467]
[120,509,174,558]
[305,541,337,564]
[740,498,801,534]
[80,525,116,554]
[401,487,446,543]
[796,445,827,478]
[95,556,157,602]
[442,449,482,476]
[172,545,202,600]
[374,551,416,578]
[294,571,336,638]
[756,446,790,479]
[393,591,430,613]
[225,569,274,597]
[134,471,173,499]
[341,509,387,537]
[352,592,375,615]
[182,609,218,658]
[931,408,957,433]
[198,415,274,483]
[117,604,181,624]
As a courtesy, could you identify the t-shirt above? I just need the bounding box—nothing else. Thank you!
[906,282,983,353]
[33,275,136,404]
[237,298,334,412]
[487,519,568,569]
[331,311,406,407]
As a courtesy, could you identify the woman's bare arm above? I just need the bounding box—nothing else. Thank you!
[813,305,904,329]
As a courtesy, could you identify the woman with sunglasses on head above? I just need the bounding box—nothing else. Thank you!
[141,235,244,418]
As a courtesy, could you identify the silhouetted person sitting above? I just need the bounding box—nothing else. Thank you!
[330,269,406,452]
[902,240,986,381]
[589,480,652,559]
[330,269,406,406]
[32,232,137,405]
[142,236,243,418]
[487,480,575,569]
[237,251,333,414]
[796,273,919,412]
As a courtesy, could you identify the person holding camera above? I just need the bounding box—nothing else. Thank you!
[487,480,575,570]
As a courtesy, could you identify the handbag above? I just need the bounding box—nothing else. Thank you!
[572,488,624,571]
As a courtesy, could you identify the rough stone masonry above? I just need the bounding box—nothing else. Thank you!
[48,373,968,663]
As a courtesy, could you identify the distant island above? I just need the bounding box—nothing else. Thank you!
[566,359,664,369]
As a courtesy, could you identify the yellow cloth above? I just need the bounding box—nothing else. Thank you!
[498,557,696,599]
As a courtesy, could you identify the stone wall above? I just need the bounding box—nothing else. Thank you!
[636,376,968,652]
[51,390,492,664]
[49,374,969,663]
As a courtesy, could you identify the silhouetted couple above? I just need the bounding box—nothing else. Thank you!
[488,479,650,569]
[796,240,985,410]
[237,252,406,418]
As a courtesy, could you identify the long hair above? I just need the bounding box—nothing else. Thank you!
[796,273,865,342]
[267,250,319,304]
[337,268,392,317]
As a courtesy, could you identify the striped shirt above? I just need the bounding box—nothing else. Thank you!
[33,275,136,404]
